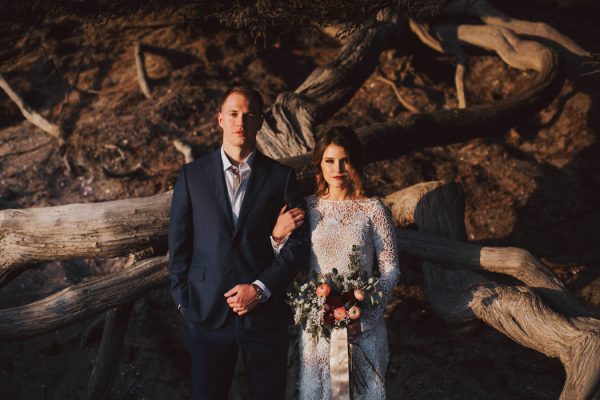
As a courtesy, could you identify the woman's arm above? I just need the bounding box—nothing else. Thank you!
[360,199,401,333]
[271,204,305,255]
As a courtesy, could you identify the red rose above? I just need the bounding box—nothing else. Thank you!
[354,288,365,301]
[333,307,347,321]
[348,305,361,320]
[316,283,331,298]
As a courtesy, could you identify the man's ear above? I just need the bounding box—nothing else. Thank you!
[217,112,223,128]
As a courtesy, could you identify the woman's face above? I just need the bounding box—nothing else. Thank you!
[320,144,352,190]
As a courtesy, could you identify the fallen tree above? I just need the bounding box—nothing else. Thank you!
[1,1,598,399]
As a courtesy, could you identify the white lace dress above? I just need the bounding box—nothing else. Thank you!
[280,195,400,400]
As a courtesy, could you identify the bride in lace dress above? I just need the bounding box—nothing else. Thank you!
[271,126,400,400]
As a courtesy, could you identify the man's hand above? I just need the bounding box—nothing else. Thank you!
[224,284,259,316]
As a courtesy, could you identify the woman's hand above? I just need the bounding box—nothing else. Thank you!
[272,205,305,242]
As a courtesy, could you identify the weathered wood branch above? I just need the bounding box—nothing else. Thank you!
[389,222,599,320]
[444,0,591,64]
[295,20,402,124]
[173,139,193,163]
[385,181,600,400]
[84,303,134,400]
[374,75,420,113]
[261,10,565,161]
[256,92,316,159]
[134,43,152,98]
[0,73,63,141]
[257,19,404,160]
[0,256,167,341]
[358,47,561,163]
[0,192,170,287]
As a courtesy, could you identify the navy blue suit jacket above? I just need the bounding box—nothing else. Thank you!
[168,149,309,330]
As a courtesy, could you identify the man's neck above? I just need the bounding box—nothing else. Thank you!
[222,144,253,166]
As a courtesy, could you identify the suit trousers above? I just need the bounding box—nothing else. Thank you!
[186,316,289,400]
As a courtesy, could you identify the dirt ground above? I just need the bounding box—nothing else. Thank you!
[1,1,599,399]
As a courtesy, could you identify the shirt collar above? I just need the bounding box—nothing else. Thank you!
[220,146,255,172]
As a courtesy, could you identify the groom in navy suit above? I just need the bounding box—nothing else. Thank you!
[168,86,309,399]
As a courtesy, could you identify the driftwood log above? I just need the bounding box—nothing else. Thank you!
[384,181,600,399]
[0,192,171,287]
[1,1,599,398]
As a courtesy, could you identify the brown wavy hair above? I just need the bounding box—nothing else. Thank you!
[312,126,364,199]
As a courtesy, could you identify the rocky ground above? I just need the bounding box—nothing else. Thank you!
[1,1,599,399]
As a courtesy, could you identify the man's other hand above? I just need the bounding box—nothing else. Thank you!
[224,284,259,316]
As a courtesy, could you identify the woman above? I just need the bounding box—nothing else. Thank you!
[272,126,400,399]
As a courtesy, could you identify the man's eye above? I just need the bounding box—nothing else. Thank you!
[229,112,238,117]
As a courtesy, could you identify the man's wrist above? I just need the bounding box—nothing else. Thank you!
[251,283,268,303]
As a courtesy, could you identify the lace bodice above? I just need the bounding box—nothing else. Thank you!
[276,195,400,400]
[304,195,400,331]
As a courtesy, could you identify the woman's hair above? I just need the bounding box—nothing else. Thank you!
[312,126,364,198]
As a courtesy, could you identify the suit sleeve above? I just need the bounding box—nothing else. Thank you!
[168,165,193,307]
[257,168,310,298]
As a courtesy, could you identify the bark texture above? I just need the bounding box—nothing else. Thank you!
[0,192,171,287]
[384,182,600,400]
[0,256,167,341]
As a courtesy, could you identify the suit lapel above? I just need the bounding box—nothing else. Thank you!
[233,151,271,239]
[206,149,234,231]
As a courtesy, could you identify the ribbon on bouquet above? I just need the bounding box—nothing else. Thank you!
[330,327,351,400]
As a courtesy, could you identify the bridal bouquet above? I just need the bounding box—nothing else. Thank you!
[286,245,383,340]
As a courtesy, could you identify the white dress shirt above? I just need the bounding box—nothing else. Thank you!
[220,147,271,300]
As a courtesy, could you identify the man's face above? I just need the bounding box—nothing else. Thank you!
[218,93,263,153]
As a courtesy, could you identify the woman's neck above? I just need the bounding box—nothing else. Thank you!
[323,187,352,201]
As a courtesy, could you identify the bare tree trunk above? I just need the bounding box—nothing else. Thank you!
[0,192,170,287]
[0,256,167,340]
[384,181,600,400]
[388,227,599,320]
[256,19,402,159]
[84,303,134,400]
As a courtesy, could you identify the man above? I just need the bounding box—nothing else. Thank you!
[168,86,309,400]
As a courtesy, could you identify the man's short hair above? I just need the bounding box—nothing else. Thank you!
[219,86,264,114]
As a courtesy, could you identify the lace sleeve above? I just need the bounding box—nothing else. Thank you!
[360,199,400,332]
[270,234,289,256]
